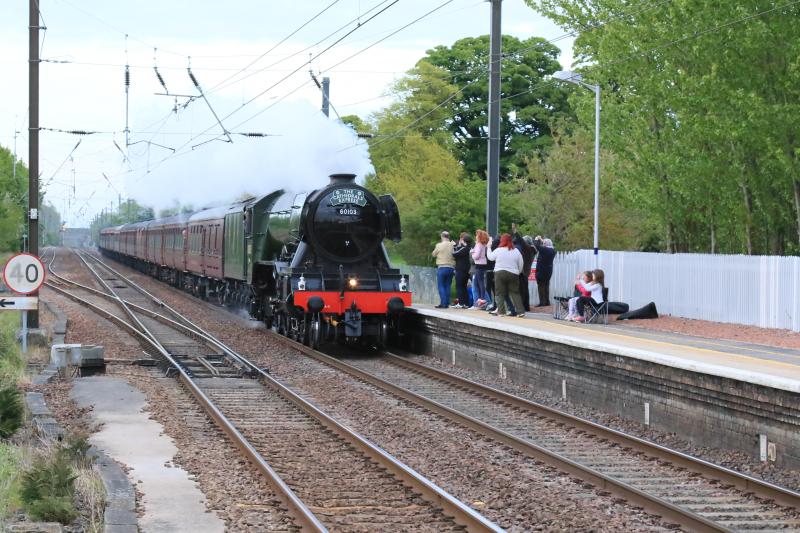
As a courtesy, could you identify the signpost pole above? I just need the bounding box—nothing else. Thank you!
[21,311,28,353]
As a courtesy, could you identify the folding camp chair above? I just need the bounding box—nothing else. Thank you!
[554,284,583,320]
[553,296,570,320]
[584,287,609,325]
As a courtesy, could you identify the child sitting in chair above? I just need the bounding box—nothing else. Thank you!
[566,271,592,321]
[574,269,605,322]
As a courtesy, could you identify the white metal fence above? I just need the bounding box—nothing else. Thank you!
[405,250,800,332]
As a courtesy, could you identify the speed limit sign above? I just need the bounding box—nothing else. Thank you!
[2,253,46,295]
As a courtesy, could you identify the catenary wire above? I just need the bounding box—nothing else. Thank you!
[206,0,345,93]
[206,0,398,96]
[343,0,799,152]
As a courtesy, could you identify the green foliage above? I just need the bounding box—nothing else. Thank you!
[340,115,370,135]
[410,36,573,179]
[0,313,25,439]
[0,386,23,439]
[362,39,571,262]
[397,179,527,264]
[0,443,24,517]
[520,127,642,251]
[527,0,800,254]
[89,198,156,243]
[39,202,63,247]
[58,434,93,469]
[0,313,24,383]
[0,146,27,252]
[20,453,78,524]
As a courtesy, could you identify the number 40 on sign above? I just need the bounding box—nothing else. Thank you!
[2,253,45,295]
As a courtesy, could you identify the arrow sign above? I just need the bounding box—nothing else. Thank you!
[0,296,38,311]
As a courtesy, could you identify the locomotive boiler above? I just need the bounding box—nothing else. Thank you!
[99,173,411,348]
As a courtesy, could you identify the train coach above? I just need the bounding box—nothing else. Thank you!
[99,173,411,348]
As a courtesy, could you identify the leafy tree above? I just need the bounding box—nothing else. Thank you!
[416,35,573,179]
[89,199,155,243]
[0,385,23,439]
[520,127,642,251]
[340,115,371,136]
[398,179,528,264]
[527,0,800,254]
[0,146,27,252]
[39,202,62,246]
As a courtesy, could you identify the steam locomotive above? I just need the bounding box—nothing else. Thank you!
[98,174,411,348]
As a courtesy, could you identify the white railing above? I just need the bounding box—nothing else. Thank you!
[405,249,800,332]
[553,249,800,332]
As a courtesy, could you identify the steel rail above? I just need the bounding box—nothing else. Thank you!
[266,330,800,532]
[268,335,730,532]
[383,353,800,508]
[48,249,501,532]
[43,251,328,533]
[46,251,256,372]
[79,250,203,330]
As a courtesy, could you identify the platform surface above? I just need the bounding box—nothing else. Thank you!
[71,377,225,533]
[411,305,800,393]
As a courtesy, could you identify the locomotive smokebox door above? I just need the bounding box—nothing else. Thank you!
[344,309,362,337]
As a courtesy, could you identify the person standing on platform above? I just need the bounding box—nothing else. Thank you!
[484,234,499,312]
[452,232,473,309]
[432,231,456,308]
[470,230,490,309]
[511,224,534,312]
[532,236,556,307]
[486,234,526,317]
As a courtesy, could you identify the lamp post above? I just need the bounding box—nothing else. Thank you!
[553,70,600,268]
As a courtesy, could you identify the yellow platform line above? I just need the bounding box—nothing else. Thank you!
[600,324,800,359]
[508,315,800,373]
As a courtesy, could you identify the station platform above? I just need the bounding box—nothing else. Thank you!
[411,305,800,393]
[402,305,800,468]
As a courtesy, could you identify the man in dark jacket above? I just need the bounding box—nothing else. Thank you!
[452,233,473,308]
[532,236,556,306]
[512,224,533,312]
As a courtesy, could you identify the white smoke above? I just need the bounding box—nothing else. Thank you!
[125,99,372,212]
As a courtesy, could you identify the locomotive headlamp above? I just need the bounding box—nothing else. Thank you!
[398,276,408,292]
[348,277,358,289]
[297,275,306,291]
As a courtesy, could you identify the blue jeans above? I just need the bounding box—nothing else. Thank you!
[436,267,455,307]
[472,269,487,302]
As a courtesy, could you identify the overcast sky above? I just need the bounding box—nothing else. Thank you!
[1,0,574,226]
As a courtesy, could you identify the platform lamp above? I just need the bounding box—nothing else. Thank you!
[553,70,600,268]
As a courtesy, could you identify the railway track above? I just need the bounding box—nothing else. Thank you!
[42,248,501,533]
[51,248,800,531]
[264,328,800,532]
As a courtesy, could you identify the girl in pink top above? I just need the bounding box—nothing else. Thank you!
[470,230,490,308]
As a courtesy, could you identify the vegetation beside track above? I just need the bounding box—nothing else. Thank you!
[0,293,105,529]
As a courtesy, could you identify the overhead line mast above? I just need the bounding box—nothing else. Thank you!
[486,0,502,237]
[28,0,41,328]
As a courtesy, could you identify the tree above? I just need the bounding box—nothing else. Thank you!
[520,127,641,251]
[416,35,573,179]
[398,179,528,264]
[527,0,800,254]
[39,203,62,246]
[0,146,27,252]
[89,199,155,243]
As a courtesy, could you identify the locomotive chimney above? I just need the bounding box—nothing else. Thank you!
[329,173,356,185]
